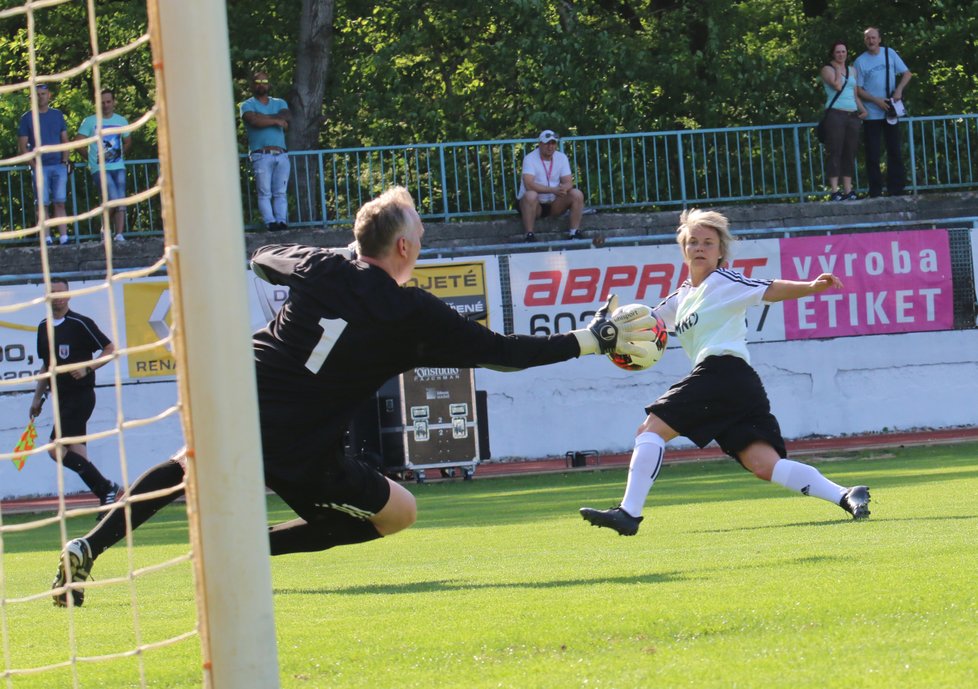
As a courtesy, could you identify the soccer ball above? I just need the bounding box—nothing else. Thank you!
[608,311,668,371]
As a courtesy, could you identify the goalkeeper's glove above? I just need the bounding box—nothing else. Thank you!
[572,294,658,356]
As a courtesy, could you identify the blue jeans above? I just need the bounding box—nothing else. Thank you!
[250,151,290,225]
[34,163,68,204]
[92,168,127,201]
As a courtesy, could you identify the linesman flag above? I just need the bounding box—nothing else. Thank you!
[11,419,38,471]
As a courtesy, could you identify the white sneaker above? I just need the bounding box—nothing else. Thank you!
[58,233,69,245]
[113,233,126,243]
[45,235,53,246]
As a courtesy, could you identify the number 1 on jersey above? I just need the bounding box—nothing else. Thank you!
[305,317,348,373]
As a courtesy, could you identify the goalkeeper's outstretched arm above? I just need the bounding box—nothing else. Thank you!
[251,244,328,286]
[572,295,658,357]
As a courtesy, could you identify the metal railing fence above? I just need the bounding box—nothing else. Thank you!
[2,114,976,243]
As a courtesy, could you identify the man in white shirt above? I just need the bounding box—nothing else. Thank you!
[516,130,585,242]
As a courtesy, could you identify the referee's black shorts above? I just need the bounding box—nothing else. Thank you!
[646,354,787,462]
[49,388,96,441]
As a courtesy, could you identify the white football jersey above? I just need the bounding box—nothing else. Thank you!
[654,268,772,367]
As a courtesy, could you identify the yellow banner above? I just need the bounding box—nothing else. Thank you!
[407,262,489,327]
[123,282,177,378]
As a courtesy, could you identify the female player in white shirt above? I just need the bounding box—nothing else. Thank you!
[580,209,870,536]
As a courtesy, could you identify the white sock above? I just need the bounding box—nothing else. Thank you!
[771,459,847,504]
[620,432,666,517]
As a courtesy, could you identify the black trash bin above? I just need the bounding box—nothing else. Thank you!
[565,450,599,468]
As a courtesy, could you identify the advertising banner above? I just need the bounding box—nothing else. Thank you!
[508,241,784,340]
[0,231,956,390]
[506,229,955,343]
[405,261,491,328]
[0,283,116,391]
[1,255,502,390]
[123,282,175,378]
[779,229,953,338]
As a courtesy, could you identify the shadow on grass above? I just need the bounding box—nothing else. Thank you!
[274,570,685,597]
[276,553,851,597]
[692,513,977,534]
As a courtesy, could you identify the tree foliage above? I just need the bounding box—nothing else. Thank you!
[2,0,977,158]
[0,0,156,160]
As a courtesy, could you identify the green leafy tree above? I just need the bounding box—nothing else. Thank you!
[2,0,977,159]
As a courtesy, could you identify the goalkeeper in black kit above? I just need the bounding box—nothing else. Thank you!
[52,185,657,606]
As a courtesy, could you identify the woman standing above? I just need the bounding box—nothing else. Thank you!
[821,41,868,200]
[580,209,870,536]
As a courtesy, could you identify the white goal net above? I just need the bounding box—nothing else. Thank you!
[0,1,277,687]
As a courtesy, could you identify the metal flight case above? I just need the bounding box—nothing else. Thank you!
[348,367,489,483]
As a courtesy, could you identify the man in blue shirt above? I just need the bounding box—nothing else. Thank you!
[75,89,133,242]
[854,27,913,197]
[17,84,71,244]
[240,71,291,231]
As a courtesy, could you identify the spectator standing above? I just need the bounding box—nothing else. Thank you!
[75,89,132,242]
[819,41,867,201]
[516,130,585,242]
[853,27,912,197]
[17,84,71,245]
[240,71,291,231]
[30,279,120,513]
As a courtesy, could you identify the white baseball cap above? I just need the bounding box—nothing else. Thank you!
[538,130,559,143]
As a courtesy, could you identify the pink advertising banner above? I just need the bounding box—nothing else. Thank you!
[779,229,953,339]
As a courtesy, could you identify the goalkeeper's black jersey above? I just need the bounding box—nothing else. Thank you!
[251,244,580,482]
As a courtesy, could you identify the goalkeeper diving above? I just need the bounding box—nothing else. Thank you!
[51,185,658,607]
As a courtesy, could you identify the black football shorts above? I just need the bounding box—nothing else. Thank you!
[646,354,787,462]
[264,439,392,524]
[48,388,96,441]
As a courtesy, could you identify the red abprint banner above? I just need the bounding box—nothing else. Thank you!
[779,229,954,339]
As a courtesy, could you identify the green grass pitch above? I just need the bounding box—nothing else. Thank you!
[5,442,977,688]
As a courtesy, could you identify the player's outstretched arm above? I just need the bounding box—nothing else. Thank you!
[763,273,844,303]
[572,295,658,357]
[251,244,321,285]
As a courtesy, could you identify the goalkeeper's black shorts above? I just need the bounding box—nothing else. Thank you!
[264,440,392,523]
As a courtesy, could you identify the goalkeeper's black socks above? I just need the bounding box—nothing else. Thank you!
[268,513,381,555]
[86,458,186,559]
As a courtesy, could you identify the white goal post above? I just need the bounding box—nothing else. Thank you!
[149,1,279,687]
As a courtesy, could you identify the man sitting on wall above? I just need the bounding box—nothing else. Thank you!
[516,130,586,243]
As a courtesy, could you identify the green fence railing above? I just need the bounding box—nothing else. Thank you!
[2,114,976,243]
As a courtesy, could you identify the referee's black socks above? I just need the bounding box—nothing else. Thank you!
[60,450,115,500]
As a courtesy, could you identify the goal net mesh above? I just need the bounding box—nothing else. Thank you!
[0,2,262,686]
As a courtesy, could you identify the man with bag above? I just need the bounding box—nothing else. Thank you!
[854,26,912,197]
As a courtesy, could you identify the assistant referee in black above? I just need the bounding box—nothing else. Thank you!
[30,278,120,508]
